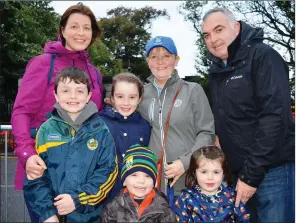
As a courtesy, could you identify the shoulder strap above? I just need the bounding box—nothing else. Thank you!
[89,65,101,85]
[47,53,58,84]
[159,80,184,165]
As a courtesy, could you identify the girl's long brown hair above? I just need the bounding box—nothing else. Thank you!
[185,145,233,188]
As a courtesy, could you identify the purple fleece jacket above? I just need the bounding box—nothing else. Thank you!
[11,40,103,190]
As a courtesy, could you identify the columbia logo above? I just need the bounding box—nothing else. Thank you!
[231,75,243,80]
[48,134,61,140]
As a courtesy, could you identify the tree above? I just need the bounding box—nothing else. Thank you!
[0,1,59,98]
[89,40,124,77]
[98,6,169,81]
[179,0,295,100]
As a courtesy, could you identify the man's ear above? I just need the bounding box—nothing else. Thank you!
[235,22,240,36]
[123,180,126,187]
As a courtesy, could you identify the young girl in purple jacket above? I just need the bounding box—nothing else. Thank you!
[11,3,103,222]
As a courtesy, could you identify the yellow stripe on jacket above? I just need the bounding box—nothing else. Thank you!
[36,142,67,154]
[78,157,118,205]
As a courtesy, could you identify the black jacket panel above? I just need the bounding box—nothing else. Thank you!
[208,21,295,187]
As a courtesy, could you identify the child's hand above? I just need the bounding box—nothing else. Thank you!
[26,155,47,180]
[44,215,59,222]
[54,194,75,215]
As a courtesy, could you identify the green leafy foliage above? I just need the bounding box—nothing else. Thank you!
[0,1,59,98]
[98,6,169,81]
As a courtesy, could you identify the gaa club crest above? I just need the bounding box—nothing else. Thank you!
[126,156,134,169]
[87,138,99,150]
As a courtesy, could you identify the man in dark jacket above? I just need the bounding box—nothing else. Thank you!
[201,8,295,223]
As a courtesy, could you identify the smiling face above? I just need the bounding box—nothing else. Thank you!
[202,12,240,61]
[54,77,92,121]
[111,81,141,117]
[62,13,92,51]
[195,158,224,195]
[146,47,179,88]
[123,171,154,199]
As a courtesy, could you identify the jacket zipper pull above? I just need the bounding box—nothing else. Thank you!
[225,79,229,86]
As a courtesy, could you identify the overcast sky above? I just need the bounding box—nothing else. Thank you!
[51,1,198,78]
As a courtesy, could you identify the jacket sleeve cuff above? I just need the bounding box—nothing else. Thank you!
[39,209,57,223]
[70,193,83,212]
[15,149,37,169]
[179,154,191,171]
[238,171,262,188]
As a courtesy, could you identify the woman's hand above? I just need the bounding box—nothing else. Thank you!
[164,159,185,187]
[26,155,47,180]
[215,135,221,148]
[44,215,59,223]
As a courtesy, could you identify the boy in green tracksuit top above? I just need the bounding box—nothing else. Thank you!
[24,67,118,222]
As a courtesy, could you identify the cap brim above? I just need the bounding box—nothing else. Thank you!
[146,44,175,56]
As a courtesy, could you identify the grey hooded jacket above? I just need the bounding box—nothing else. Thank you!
[138,71,215,194]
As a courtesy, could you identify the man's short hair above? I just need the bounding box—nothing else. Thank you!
[203,8,237,25]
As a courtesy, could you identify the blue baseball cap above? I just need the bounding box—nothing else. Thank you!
[145,36,178,56]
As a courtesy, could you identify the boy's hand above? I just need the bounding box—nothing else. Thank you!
[26,155,47,180]
[54,194,75,215]
[164,159,185,187]
[44,215,59,222]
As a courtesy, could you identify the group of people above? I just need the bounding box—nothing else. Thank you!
[10,2,294,223]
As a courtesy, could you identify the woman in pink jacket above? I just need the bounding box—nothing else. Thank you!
[11,3,103,220]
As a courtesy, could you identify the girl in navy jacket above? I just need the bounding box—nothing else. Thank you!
[100,72,151,199]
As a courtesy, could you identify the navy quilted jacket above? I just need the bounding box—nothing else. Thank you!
[100,105,151,197]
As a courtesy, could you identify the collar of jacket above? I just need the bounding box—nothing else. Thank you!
[147,69,180,88]
[51,105,99,129]
[43,40,90,61]
[123,188,156,217]
[100,105,142,121]
[208,21,264,74]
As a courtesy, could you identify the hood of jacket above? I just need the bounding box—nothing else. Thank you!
[208,21,264,65]
[53,101,98,131]
[44,40,91,62]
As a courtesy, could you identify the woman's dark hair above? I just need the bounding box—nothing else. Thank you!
[59,2,101,47]
[54,67,90,93]
[110,72,144,99]
[185,145,233,188]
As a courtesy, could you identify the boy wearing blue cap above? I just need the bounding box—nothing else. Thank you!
[101,145,176,222]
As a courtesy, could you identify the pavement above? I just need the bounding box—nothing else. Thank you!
[1,155,29,222]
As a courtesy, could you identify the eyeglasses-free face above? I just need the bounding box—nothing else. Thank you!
[146,47,180,87]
